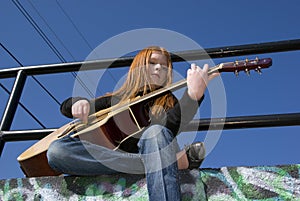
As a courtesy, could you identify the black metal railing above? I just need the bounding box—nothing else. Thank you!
[0,39,300,155]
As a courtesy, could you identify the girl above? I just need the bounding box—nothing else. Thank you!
[47,46,219,201]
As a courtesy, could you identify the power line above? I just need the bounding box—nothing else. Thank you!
[12,0,66,62]
[12,0,95,98]
[0,42,61,105]
[55,0,108,96]
[0,44,46,128]
[55,0,119,95]
[0,42,56,128]
[27,0,76,61]
[55,0,94,51]
[0,83,46,129]
[26,0,97,98]
[27,0,102,98]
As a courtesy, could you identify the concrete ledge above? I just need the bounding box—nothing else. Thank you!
[1,164,300,200]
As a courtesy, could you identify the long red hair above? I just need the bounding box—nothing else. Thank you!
[110,46,176,116]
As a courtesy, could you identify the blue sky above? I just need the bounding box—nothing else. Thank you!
[0,0,300,179]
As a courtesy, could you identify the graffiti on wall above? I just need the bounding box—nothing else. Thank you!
[1,165,300,201]
[202,165,300,200]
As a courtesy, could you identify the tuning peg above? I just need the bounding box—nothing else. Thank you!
[245,68,250,76]
[255,66,262,75]
[234,70,239,77]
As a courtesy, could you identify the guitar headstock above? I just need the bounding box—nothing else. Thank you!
[218,58,272,76]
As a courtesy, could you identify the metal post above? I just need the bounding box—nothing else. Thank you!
[0,70,27,156]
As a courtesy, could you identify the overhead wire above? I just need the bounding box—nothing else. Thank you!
[12,0,95,98]
[0,83,46,129]
[0,43,61,106]
[5,0,123,130]
[55,0,94,51]
[27,0,102,97]
[12,0,65,62]
[55,0,120,94]
[0,43,47,128]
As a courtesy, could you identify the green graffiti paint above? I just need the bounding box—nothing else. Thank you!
[1,165,300,200]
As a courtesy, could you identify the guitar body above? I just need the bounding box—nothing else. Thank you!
[17,58,272,177]
[18,124,70,177]
[18,102,149,177]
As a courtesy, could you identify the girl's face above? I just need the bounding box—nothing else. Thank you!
[148,51,169,87]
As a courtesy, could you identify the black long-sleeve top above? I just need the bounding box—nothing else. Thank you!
[60,89,204,152]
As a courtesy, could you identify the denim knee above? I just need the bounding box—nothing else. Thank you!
[138,125,174,152]
[47,139,69,169]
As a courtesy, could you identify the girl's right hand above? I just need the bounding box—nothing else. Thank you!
[71,99,90,124]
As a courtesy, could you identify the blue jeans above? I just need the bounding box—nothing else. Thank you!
[47,124,181,201]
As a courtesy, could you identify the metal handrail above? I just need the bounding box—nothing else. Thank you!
[0,39,300,155]
[1,112,300,142]
[0,39,299,79]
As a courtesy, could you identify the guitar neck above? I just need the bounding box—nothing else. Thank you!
[96,57,272,115]
[169,64,221,90]
[130,64,221,105]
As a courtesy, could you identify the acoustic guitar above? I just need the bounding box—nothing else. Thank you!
[17,58,272,177]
